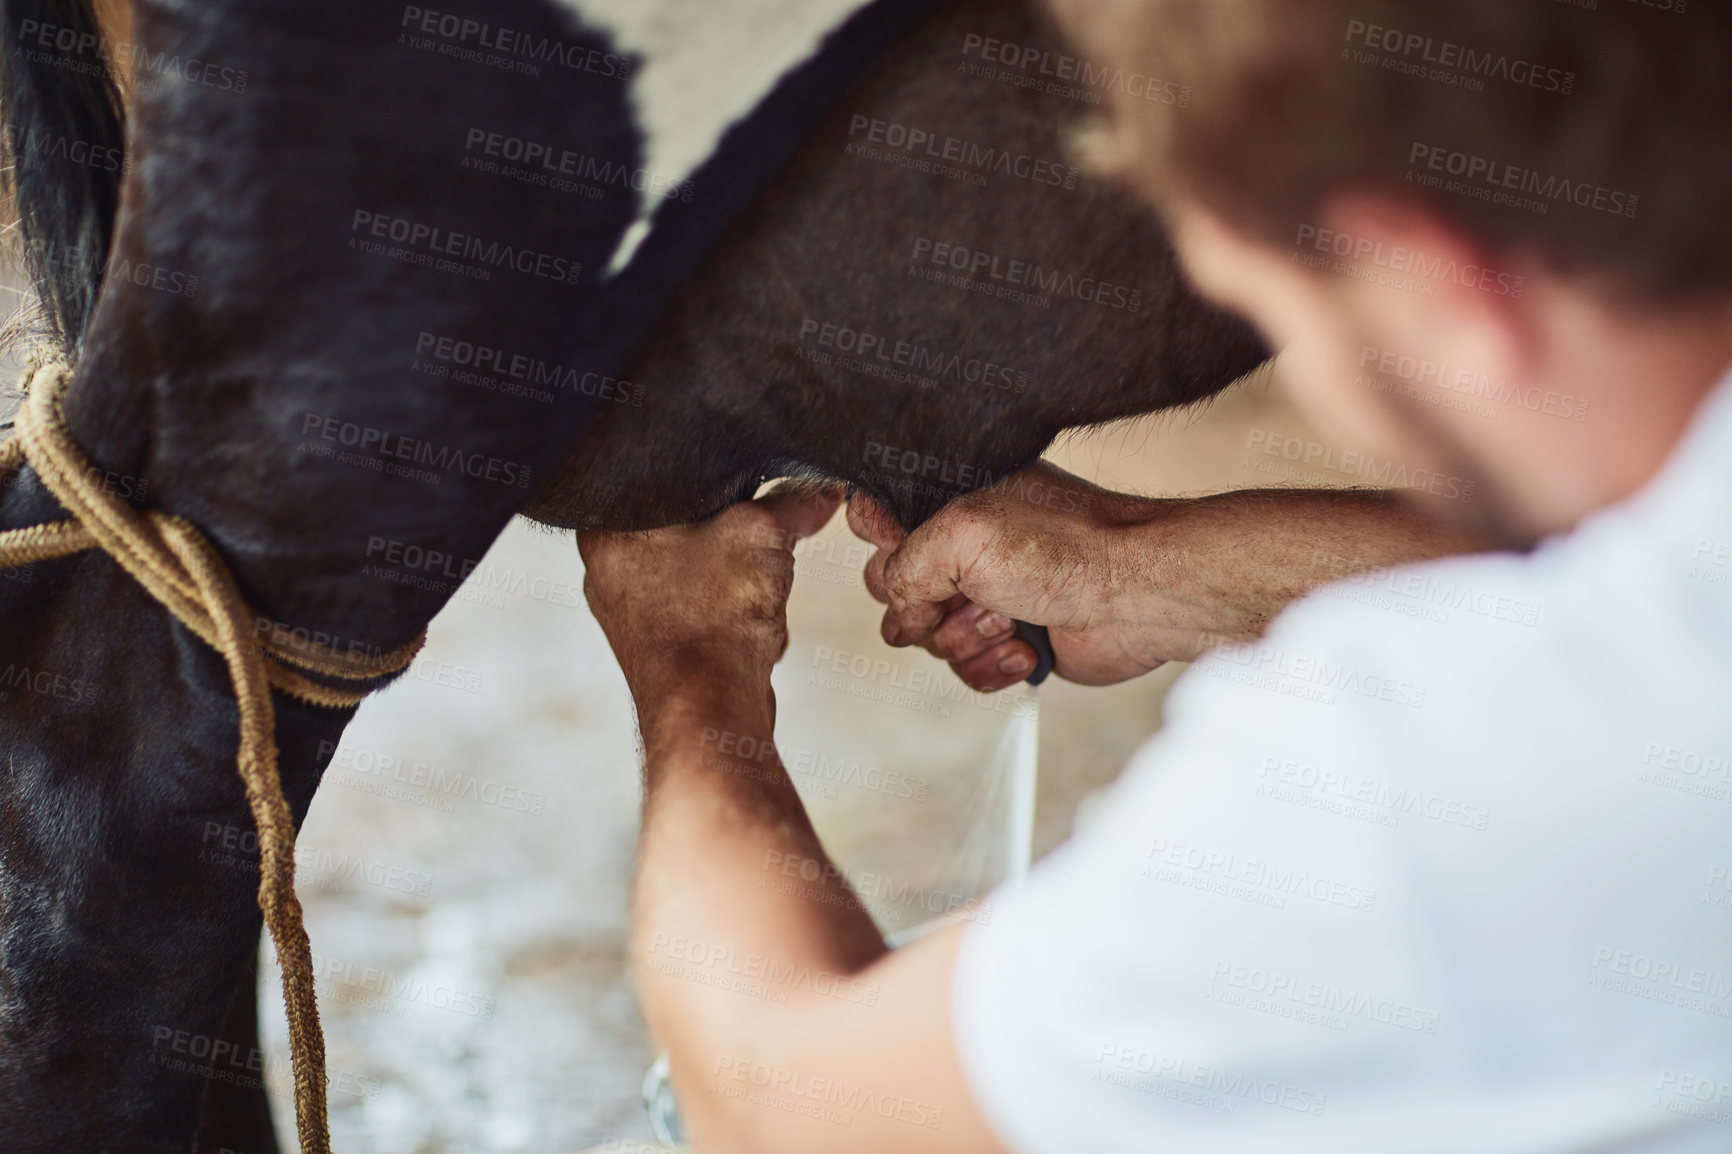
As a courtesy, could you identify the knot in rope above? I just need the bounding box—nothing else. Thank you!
[0,361,425,1154]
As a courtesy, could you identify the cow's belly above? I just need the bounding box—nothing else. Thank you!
[527,0,1268,532]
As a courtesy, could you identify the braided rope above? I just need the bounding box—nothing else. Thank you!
[0,362,427,1153]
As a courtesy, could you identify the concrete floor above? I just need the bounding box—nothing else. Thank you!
[262,366,1338,1152]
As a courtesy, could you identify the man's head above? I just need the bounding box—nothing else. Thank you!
[1046,0,1732,546]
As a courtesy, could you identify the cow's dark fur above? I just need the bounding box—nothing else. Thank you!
[0,0,1265,1149]
[527,0,1266,532]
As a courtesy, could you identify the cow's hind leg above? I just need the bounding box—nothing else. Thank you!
[194,938,279,1154]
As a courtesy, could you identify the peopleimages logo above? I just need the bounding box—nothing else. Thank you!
[710,1055,946,1129]
[1358,345,1592,423]
[0,663,96,704]
[18,128,128,175]
[463,128,693,203]
[797,319,1031,395]
[646,933,880,1006]
[960,32,1191,106]
[318,740,547,816]
[301,949,497,1020]
[414,331,643,406]
[399,6,633,80]
[845,114,1079,190]
[1207,961,1442,1035]
[1206,639,1429,709]
[863,441,997,492]
[1093,1044,1327,1116]
[1293,224,1524,298]
[1344,20,1576,94]
[1408,143,1640,219]
[1141,838,1380,913]
[1589,945,1732,1012]
[300,413,534,488]
[1243,428,1477,503]
[350,210,584,286]
[1257,757,1492,831]
[909,236,1144,311]
[16,18,250,94]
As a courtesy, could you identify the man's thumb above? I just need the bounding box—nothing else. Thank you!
[846,492,907,551]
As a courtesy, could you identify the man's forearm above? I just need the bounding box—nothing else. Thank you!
[631,680,886,1141]
[1111,488,1480,661]
[583,490,1001,1153]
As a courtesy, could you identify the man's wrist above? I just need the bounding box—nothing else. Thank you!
[1101,501,1263,663]
[634,668,777,779]
[620,636,771,710]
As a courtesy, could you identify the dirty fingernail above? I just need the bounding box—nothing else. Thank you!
[999,652,1033,676]
[976,613,1013,638]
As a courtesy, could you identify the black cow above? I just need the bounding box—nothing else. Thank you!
[0,0,1265,1149]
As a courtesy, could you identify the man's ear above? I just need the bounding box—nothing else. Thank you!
[1316,192,1539,385]
[1165,204,1284,324]
[1162,203,1333,371]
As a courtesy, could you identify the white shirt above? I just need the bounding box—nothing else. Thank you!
[953,368,1732,1154]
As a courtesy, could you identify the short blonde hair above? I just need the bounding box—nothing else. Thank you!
[1044,0,1732,304]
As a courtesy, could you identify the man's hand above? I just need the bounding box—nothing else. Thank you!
[850,464,1481,693]
[578,485,843,711]
[849,463,1196,692]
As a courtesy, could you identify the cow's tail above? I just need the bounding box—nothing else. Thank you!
[0,0,125,355]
